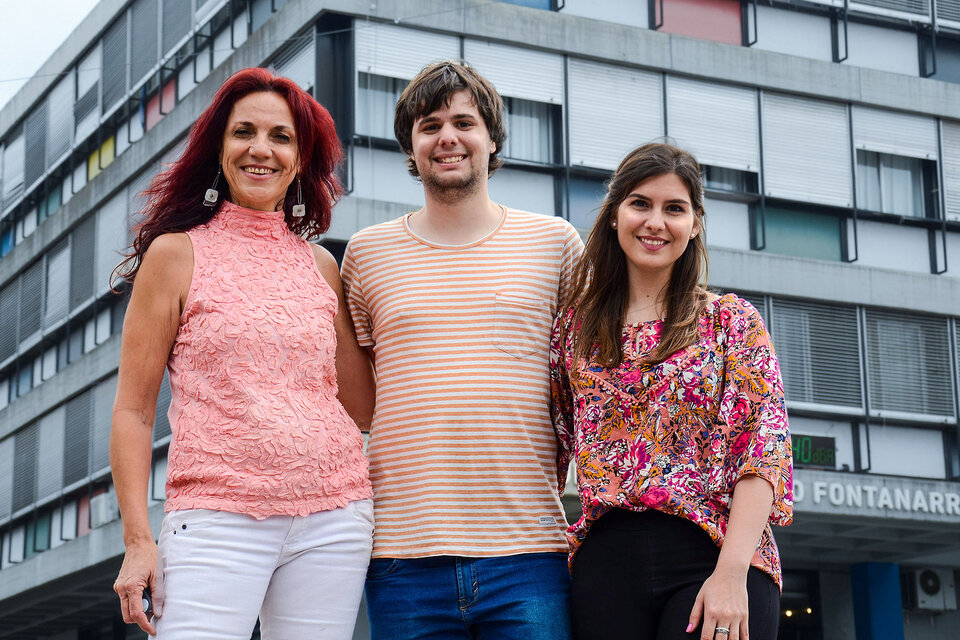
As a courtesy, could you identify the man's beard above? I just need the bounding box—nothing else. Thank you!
[421,165,482,204]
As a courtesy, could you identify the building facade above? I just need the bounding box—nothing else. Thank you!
[0,0,958,638]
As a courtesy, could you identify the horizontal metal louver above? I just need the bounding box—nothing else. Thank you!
[2,132,25,205]
[163,0,192,56]
[0,438,13,521]
[154,371,172,441]
[354,22,459,80]
[44,240,70,327]
[938,0,960,22]
[0,281,17,361]
[19,260,44,341]
[73,83,98,124]
[568,59,663,170]
[770,298,862,410]
[91,375,118,474]
[943,120,960,223]
[13,424,38,512]
[131,0,160,86]
[63,391,92,485]
[101,14,129,114]
[46,75,74,167]
[666,77,759,172]
[761,92,852,207]
[70,216,96,309]
[24,103,47,188]
[36,407,66,501]
[851,0,929,16]
[272,31,316,91]
[865,309,955,420]
[852,106,937,160]
[96,192,130,297]
[463,40,564,104]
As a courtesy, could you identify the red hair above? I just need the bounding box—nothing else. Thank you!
[116,67,343,283]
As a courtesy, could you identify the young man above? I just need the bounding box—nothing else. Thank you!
[341,61,583,640]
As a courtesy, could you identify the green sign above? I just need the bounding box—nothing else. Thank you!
[792,434,836,469]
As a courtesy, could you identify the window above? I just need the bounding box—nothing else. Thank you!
[865,310,955,421]
[754,204,843,262]
[856,150,937,218]
[702,166,758,194]
[567,174,608,232]
[496,0,553,8]
[654,0,742,45]
[502,98,558,165]
[770,299,862,411]
[356,73,404,141]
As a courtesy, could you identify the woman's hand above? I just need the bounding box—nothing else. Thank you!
[687,567,749,640]
[114,539,162,635]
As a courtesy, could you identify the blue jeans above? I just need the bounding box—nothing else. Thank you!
[365,553,572,640]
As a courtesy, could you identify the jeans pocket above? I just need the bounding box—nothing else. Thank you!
[493,292,551,358]
[366,558,401,580]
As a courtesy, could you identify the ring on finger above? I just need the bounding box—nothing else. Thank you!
[715,627,731,636]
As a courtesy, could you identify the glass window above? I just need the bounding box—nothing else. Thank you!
[357,73,404,141]
[703,166,758,194]
[503,98,557,165]
[856,150,936,218]
[17,366,32,398]
[567,175,609,232]
[757,205,843,262]
[496,0,552,7]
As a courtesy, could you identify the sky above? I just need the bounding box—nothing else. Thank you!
[0,0,100,111]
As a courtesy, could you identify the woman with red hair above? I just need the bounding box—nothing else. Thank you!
[110,68,374,639]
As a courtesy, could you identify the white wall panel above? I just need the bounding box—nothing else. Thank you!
[0,438,13,521]
[569,60,663,170]
[761,93,852,207]
[273,31,315,91]
[77,46,101,97]
[843,22,919,76]
[349,147,425,208]
[561,0,648,28]
[752,6,833,61]
[703,198,751,250]
[667,77,758,172]
[943,120,960,223]
[95,190,130,296]
[946,231,960,278]
[463,40,563,104]
[852,106,937,159]
[488,168,556,216]
[355,23,459,80]
[865,425,944,478]
[855,220,929,273]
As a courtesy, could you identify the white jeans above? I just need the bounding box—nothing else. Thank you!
[154,500,374,640]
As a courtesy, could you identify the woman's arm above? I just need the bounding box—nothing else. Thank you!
[111,233,192,634]
[687,475,775,640]
[311,244,376,431]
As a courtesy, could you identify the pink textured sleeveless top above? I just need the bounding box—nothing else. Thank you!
[164,201,372,518]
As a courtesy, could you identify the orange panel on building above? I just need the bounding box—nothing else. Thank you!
[658,0,742,46]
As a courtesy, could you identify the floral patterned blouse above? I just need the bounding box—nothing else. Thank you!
[550,294,793,588]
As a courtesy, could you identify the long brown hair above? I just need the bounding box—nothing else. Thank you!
[568,143,709,367]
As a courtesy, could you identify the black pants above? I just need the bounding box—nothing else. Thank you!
[570,509,780,640]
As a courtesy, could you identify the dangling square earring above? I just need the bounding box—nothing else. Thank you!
[203,167,221,207]
[292,176,306,218]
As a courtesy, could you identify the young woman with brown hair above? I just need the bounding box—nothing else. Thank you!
[551,143,793,640]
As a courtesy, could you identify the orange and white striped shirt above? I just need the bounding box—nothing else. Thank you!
[341,208,583,558]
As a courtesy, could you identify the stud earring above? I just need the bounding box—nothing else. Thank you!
[292,176,305,218]
[203,167,221,207]
[611,221,618,229]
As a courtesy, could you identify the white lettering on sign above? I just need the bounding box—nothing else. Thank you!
[795,479,960,517]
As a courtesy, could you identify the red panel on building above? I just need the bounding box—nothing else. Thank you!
[658,0,742,46]
[145,78,177,132]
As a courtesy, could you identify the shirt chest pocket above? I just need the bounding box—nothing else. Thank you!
[493,293,552,358]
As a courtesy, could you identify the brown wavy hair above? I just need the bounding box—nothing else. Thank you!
[568,143,709,367]
[394,60,505,178]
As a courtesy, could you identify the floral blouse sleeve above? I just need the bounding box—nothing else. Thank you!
[550,309,577,496]
[717,299,793,526]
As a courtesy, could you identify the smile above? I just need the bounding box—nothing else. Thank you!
[244,167,277,175]
[639,237,667,246]
[436,155,465,164]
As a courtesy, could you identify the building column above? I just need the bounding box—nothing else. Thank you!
[850,562,905,640]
